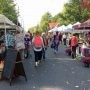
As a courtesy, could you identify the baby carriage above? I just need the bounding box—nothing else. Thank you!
[81,48,90,67]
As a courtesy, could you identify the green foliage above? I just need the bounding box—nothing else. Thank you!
[27,0,90,32]
[0,0,18,23]
[53,0,90,25]
[28,26,37,33]
[39,12,52,32]
[28,25,42,33]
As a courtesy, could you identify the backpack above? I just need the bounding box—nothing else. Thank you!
[33,36,43,48]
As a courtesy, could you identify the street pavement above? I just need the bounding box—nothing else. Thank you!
[0,44,90,90]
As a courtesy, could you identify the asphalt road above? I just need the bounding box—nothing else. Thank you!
[0,44,90,90]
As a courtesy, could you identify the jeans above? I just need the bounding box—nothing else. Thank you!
[54,43,59,52]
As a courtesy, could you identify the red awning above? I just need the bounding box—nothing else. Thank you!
[48,22,60,29]
[73,24,81,29]
[80,19,90,29]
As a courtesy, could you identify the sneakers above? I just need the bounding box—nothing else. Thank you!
[35,62,38,67]
[35,60,43,67]
[35,61,40,67]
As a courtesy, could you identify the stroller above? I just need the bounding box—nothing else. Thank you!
[81,48,90,67]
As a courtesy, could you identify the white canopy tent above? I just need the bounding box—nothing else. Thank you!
[48,27,58,32]
[0,14,16,46]
[65,24,73,32]
[57,25,69,32]
[0,14,15,26]
[0,14,24,30]
[0,14,24,47]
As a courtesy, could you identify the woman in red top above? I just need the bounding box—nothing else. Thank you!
[71,34,78,59]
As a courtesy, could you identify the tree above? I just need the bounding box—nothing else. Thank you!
[28,25,41,33]
[0,0,18,23]
[53,0,90,25]
[39,12,52,32]
[28,0,90,32]
[52,13,66,25]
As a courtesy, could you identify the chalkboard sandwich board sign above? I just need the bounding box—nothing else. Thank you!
[2,49,27,85]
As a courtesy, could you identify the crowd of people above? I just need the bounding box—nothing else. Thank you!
[0,30,90,67]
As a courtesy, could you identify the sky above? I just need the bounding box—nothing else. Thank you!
[15,0,68,31]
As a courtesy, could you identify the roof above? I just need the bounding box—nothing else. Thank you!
[48,22,60,29]
[0,14,24,31]
[0,14,15,25]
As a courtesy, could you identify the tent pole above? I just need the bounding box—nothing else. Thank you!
[4,20,8,48]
